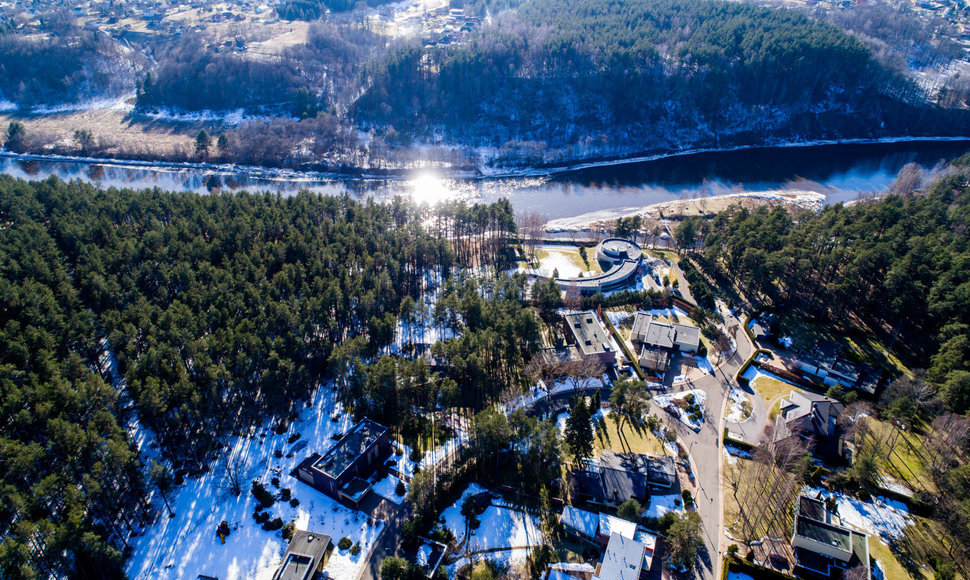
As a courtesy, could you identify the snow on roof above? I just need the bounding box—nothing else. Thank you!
[599,512,637,540]
[595,532,646,580]
[561,505,599,539]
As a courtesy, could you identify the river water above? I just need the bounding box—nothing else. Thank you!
[2,140,969,220]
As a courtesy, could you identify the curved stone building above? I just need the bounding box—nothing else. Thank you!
[556,238,643,295]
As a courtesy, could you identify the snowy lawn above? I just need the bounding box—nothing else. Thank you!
[654,389,707,430]
[805,488,912,541]
[728,572,756,580]
[644,494,685,519]
[441,484,546,551]
[535,249,583,278]
[126,385,385,580]
[372,473,408,505]
[725,389,752,423]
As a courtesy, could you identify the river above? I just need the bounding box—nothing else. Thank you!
[2,139,969,220]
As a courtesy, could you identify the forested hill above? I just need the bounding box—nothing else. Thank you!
[0,177,515,576]
[353,0,970,164]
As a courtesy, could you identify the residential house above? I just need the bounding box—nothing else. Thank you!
[630,312,700,353]
[594,532,653,580]
[774,390,846,459]
[792,495,870,579]
[296,418,391,507]
[272,530,332,580]
[569,451,677,506]
[564,312,616,366]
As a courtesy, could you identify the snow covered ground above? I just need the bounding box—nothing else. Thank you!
[441,483,546,565]
[728,572,756,580]
[805,488,912,541]
[741,366,798,388]
[534,248,583,278]
[725,389,751,423]
[654,389,707,430]
[126,385,385,580]
[643,493,685,519]
[372,473,408,505]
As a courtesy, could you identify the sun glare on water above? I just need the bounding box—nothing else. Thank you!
[410,172,455,206]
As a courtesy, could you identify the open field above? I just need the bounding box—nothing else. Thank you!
[870,537,932,580]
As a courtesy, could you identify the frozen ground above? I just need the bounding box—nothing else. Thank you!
[441,483,546,557]
[741,366,798,387]
[126,384,385,580]
[805,488,912,541]
[535,248,583,278]
[728,572,756,580]
[372,473,408,505]
[725,389,751,423]
[654,389,707,430]
[643,494,685,519]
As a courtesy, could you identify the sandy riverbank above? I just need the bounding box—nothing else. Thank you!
[543,190,826,233]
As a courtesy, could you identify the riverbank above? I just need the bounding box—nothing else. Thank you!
[2,135,970,183]
[543,190,827,233]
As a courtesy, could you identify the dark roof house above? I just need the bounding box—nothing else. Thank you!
[569,451,677,506]
[792,496,870,579]
[296,418,392,506]
[630,313,700,353]
[774,390,845,458]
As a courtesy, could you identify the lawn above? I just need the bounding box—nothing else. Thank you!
[594,414,667,456]
[861,417,937,494]
[869,537,932,580]
[535,246,603,276]
[750,375,803,411]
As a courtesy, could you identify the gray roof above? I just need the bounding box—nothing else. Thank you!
[596,532,646,580]
[638,347,669,373]
[564,312,613,357]
[274,531,331,580]
[776,390,844,448]
[631,313,700,351]
[600,450,677,487]
[312,418,387,480]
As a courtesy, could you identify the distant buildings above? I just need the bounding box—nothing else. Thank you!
[792,495,870,579]
[272,530,333,580]
[296,418,391,507]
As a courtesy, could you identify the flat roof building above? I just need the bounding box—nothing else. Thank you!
[564,312,616,366]
[556,238,643,296]
[273,530,332,580]
[594,532,650,580]
[296,418,392,506]
[792,495,870,579]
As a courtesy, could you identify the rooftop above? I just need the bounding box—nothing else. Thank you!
[273,530,331,580]
[595,532,647,580]
[312,418,387,480]
[564,312,613,357]
[630,313,700,351]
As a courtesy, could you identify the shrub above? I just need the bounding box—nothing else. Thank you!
[289,498,300,507]
[252,480,275,508]
[254,511,270,524]
[681,489,693,508]
[409,446,423,463]
[271,476,280,487]
[395,481,406,496]
[617,498,641,522]
[287,432,301,444]
[280,488,291,501]
[262,517,284,531]
[275,421,288,434]
[350,543,361,556]
[727,544,739,558]
[282,522,296,541]
[685,393,696,405]
[429,525,455,545]
[338,537,352,551]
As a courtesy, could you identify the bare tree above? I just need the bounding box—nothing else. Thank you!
[224,455,244,497]
[517,212,546,263]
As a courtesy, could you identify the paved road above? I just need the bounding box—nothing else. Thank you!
[724,378,769,446]
[650,307,754,580]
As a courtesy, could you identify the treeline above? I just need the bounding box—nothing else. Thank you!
[353,0,969,160]
[277,0,397,19]
[136,37,310,113]
[0,177,519,577]
[682,158,970,414]
[0,28,136,107]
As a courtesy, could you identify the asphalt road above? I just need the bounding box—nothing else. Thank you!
[649,307,754,580]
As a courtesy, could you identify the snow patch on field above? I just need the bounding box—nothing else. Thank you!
[126,385,385,580]
[535,249,582,278]
[805,488,912,541]
[741,366,798,387]
[654,389,706,430]
[725,389,751,423]
[372,473,407,505]
[0,100,17,112]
